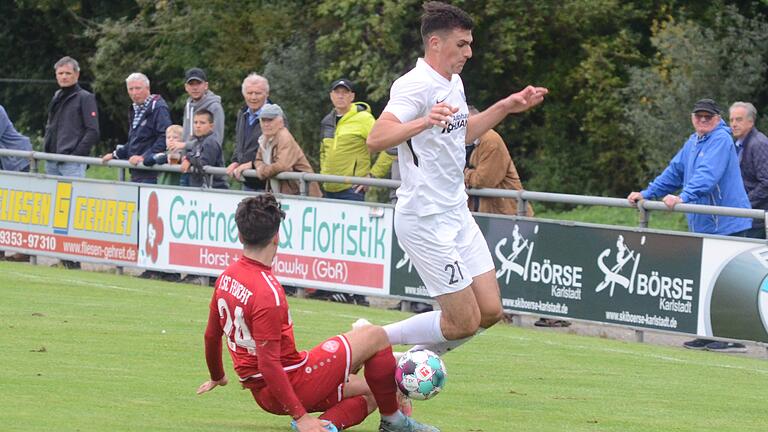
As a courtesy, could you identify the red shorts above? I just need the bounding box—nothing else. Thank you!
[253,335,352,414]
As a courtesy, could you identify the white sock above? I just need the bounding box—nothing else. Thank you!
[383,311,446,346]
[411,327,486,356]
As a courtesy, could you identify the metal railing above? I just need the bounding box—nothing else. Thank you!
[2,148,767,236]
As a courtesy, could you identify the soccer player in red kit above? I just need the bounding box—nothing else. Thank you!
[197,194,439,432]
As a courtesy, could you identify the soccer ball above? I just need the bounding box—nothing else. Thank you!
[394,349,447,400]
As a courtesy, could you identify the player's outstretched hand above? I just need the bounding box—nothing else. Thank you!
[294,414,335,432]
[196,376,228,395]
[504,85,549,114]
[424,102,459,130]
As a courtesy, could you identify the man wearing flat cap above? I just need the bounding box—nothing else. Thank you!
[628,98,751,236]
[249,104,321,197]
[319,78,393,201]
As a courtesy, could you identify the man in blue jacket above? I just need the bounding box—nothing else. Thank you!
[729,101,768,239]
[628,98,751,236]
[102,72,171,183]
[0,104,32,173]
[0,104,33,262]
[629,98,751,354]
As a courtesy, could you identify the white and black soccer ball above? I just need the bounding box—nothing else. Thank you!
[394,349,447,400]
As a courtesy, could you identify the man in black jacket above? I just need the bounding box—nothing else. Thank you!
[730,101,768,239]
[44,56,100,178]
[226,73,269,191]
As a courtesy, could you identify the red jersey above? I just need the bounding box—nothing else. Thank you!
[204,256,306,384]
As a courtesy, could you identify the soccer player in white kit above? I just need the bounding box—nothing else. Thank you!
[367,1,548,355]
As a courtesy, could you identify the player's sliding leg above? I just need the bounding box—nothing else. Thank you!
[344,325,440,432]
[318,391,371,429]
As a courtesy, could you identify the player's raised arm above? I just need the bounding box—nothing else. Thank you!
[466,85,548,143]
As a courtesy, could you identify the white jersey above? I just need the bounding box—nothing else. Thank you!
[384,58,469,217]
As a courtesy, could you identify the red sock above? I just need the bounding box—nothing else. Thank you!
[320,395,368,429]
[363,346,399,415]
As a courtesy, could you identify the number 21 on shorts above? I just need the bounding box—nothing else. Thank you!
[444,260,464,285]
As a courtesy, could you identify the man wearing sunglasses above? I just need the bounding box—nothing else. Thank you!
[628,98,751,236]
[628,98,752,354]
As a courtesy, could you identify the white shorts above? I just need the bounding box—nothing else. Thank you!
[394,205,495,297]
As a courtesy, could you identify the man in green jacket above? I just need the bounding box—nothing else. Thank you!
[320,78,393,201]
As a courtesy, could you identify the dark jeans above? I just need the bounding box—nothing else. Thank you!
[325,188,365,202]
[131,177,157,184]
[731,227,767,239]
[242,183,264,192]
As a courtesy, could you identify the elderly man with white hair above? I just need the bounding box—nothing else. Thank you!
[226,73,273,191]
[102,72,171,183]
[730,101,768,239]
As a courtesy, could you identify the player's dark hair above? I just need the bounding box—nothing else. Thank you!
[420,1,474,43]
[235,194,285,248]
[194,108,214,123]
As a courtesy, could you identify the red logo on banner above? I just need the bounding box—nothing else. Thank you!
[145,192,164,263]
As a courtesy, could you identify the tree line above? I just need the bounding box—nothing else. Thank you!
[3,0,768,198]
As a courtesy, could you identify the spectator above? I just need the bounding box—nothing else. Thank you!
[729,101,768,239]
[0,105,32,173]
[251,104,321,196]
[101,72,171,183]
[226,73,269,191]
[179,67,225,146]
[0,104,33,262]
[628,98,750,353]
[44,56,99,270]
[320,78,393,201]
[464,106,534,216]
[43,56,99,179]
[143,124,184,186]
[169,68,225,186]
[317,78,392,306]
[180,109,228,189]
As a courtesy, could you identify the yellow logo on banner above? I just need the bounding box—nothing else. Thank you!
[0,188,52,226]
[52,182,73,230]
[72,196,136,236]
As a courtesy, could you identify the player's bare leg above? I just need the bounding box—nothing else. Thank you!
[386,270,502,357]
[469,269,503,329]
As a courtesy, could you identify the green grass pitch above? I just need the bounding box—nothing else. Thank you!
[1,261,766,431]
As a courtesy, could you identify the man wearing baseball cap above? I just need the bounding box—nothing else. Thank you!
[628,98,750,235]
[320,78,393,201]
[628,98,751,353]
[317,78,393,306]
[170,68,226,169]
